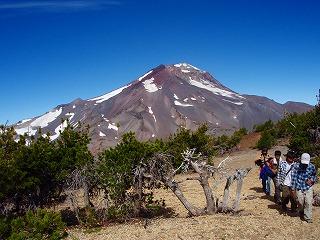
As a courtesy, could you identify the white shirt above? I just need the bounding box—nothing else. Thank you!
[273,156,284,165]
[283,161,294,187]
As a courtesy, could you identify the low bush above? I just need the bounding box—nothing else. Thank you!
[8,209,67,240]
[105,204,133,222]
[78,207,100,228]
[0,216,11,239]
[256,130,276,150]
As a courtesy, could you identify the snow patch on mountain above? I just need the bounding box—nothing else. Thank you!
[50,120,68,141]
[188,77,244,99]
[222,99,244,106]
[142,78,158,93]
[99,131,106,137]
[65,112,75,121]
[15,126,37,136]
[138,70,153,81]
[174,100,193,107]
[108,123,118,131]
[148,106,157,123]
[30,108,62,128]
[90,85,130,103]
[174,94,179,100]
[17,118,32,125]
[174,63,200,71]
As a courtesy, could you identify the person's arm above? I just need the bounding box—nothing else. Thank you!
[266,167,276,177]
[290,166,298,199]
[306,165,317,186]
[276,163,283,186]
[291,165,297,190]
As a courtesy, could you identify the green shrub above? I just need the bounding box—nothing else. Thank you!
[254,120,274,132]
[78,207,100,228]
[312,156,320,176]
[0,216,11,239]
[9,209,67,240]
[256,131,276,150]
[105,204,133,222]
[165,124,216,167]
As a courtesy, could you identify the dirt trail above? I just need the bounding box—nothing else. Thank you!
[68,146,320,240]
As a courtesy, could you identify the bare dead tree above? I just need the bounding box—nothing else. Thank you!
[132,162,147,215]
[221,175,236,212]
[134,149,251,217]
[134,153,204,216]
[65,169,85,223]
[64,165,97,223]
[181,149,217,214]
[220,168,251,212]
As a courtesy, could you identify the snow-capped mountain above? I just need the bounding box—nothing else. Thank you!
[14,63,313,153]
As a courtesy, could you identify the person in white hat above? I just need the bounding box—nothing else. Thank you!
[291,153,317,223]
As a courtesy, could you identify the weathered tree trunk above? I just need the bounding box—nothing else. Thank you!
[165,179,203,216]
[189,161,216,213]
[232,168,251,212]
[233,177,244,212]
[221,176,235,212]
[69,193,81,224]
[133,166,144,216]
[103,190,110,209]
[83,179,91,208]
[200,176,216,214]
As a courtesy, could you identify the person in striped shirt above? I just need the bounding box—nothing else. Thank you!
[276,150,296,212]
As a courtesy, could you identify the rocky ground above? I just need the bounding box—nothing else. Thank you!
[67,144,320,240]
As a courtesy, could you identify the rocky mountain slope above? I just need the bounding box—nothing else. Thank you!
[14,63,313,153]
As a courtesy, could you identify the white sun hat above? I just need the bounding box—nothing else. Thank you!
[301,153,311,164]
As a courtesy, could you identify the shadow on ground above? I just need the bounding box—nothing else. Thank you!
[249,187,264,193]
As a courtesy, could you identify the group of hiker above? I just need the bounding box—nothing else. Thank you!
[256,148,317,223]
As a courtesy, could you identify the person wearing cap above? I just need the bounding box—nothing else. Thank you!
[276,150,297,212]
[291,153,317,223]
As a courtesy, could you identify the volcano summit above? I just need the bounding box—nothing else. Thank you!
[14,63,312,153]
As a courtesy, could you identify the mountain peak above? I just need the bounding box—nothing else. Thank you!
[13,63,313,154]
[172,62,202,71]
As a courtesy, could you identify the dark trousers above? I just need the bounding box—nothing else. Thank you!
[282,185,297,211]
[273,178,281,203]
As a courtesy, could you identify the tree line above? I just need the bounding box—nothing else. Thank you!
[0,122,247,239]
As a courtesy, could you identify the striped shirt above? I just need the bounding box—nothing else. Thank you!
[276,160,294,187]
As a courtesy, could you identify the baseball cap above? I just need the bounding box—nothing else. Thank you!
[301,153,311,164]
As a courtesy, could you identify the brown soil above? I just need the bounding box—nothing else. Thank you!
[67,146,320,240]
[238,132,261,150]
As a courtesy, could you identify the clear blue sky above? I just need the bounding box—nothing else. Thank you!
[1,0,319,124]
